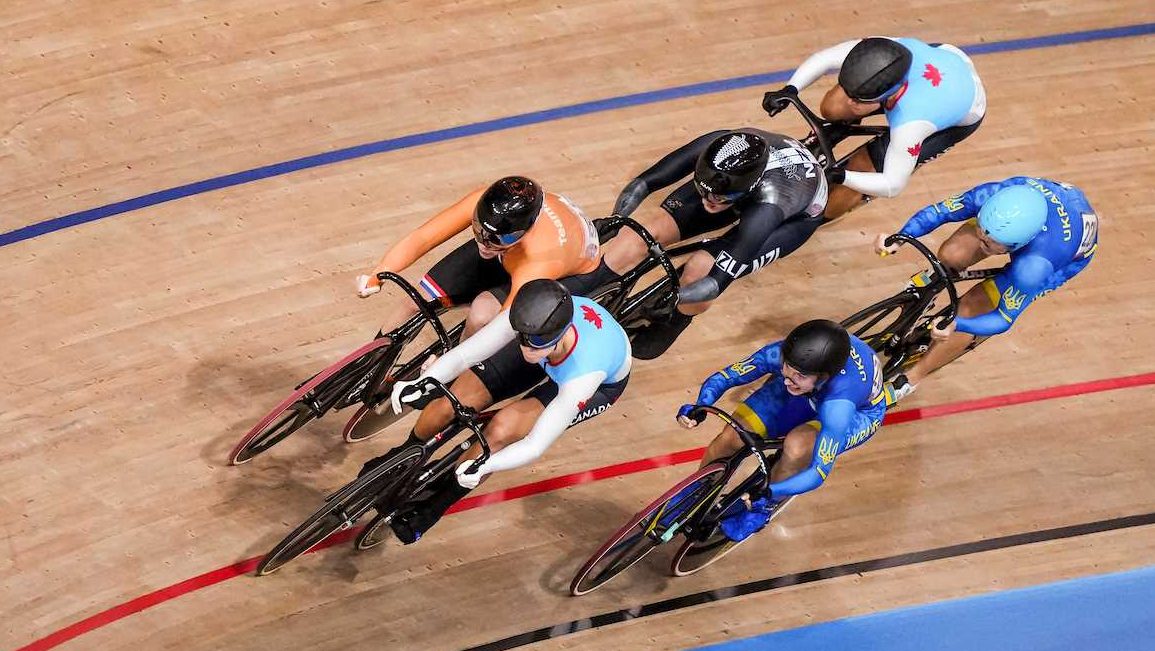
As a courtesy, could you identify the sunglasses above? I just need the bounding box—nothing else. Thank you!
[518,327,566,349]
[695,187,745,204]
[472,219,526,249]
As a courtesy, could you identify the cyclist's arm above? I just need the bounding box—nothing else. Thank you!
[681,203,787,302]
[696,342,783,405]
[371,189,480,274]
[897,179,1017,238]
[786,39,860,91]
[842,120,935,198]
[466,371,606,479]
[766,398,856,497]
[422,310,516,383]
[613,130,729,217]
[955,255,1052,336]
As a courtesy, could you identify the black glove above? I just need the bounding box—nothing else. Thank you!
[762,85,799,118]
[825,166,846,186]
[612,178,650,219]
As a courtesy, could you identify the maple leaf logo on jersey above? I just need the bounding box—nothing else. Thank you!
[581,305,603,329]
[907,143,922,158]
[577,399,589,411]
[923,63,943,87]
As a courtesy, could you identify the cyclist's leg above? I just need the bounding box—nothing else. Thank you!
[681,213,824,315]
[824,146,875,220]
[602,181,735,276]
[415,240,510,338]
[903,280,999,386]
[697,381,795,468]
[937,220,994,272]
[464,285,508,337]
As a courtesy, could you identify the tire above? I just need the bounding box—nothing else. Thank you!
[670,495,794,576]
[354,512,392,550]
[569,463,727,596]
[230,337,396,465]
[255,446,423,576]
[342,400,408,443]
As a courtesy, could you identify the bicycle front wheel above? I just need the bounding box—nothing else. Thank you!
[569,463,727,596]
[255,446,424,576]
[670,496,794,576]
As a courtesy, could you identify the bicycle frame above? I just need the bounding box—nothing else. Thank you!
[304,273,464,417]
[593,216,707,327]
[765,92,890,171]
[670,405,783,541]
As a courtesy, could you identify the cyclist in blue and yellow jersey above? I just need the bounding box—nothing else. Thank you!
[677,320,888,541]
[360,279,632,544]
[764,36,986,220]
[876,177,1099,401]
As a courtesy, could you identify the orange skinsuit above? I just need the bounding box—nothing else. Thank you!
[369,188,602,307]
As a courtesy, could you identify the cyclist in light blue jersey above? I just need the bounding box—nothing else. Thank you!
[765,37,986,219]
[877,177,1099,401]
[361,279,632,543]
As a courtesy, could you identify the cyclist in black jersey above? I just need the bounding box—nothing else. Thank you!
[590,128,828,359]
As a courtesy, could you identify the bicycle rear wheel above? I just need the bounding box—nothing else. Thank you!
[569,463,727,596]
[670,496,794,576]
[255,446,423,576]
[230,337,396,464]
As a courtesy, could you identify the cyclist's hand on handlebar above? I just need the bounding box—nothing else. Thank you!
[762,85,798,117]
[676,404,706,429]
[931,319,956,341]
[874,233,902,257]
[356,273,382,298]
[390,378,434,414]
[455,460,485,489]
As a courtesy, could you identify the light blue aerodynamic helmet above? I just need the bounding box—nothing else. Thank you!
[977,185,1048,250]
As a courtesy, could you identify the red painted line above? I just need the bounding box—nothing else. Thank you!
[18,371,1155,651]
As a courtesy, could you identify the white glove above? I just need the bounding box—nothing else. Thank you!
[389,378,422,415]
[455,460,485,489]
[356,274,382,298]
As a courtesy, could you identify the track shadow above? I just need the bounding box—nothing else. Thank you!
[524,488,678,596]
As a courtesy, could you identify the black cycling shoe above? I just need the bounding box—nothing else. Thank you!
[630,311,694,360]
[389,502,440,545]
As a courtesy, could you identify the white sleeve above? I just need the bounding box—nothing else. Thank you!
[786,39,860,90]
[469,371,606,478]
[842,120,936,198]
[423,311,516,384]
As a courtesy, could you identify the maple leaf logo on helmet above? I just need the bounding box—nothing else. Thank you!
[922,63,943,87]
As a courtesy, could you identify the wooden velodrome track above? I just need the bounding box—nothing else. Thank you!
[4,2,1155,649]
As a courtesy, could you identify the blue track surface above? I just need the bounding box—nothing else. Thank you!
[697,565,1155,651]
[4,22,1154,248]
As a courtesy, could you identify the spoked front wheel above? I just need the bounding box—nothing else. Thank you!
[670,496,794,576]
[569,463,727,596]
[255,446,423,576]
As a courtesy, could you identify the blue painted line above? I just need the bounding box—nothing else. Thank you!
[4,22,1155,249]
[697,565,1155,651]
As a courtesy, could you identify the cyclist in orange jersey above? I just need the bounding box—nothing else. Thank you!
[357,176,603,340]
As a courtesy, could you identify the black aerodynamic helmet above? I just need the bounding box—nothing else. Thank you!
[510,279,574,348]
[472,176,545,249]
[693,131,770,202]
[782,319,852,376]
[838,37,913,102]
